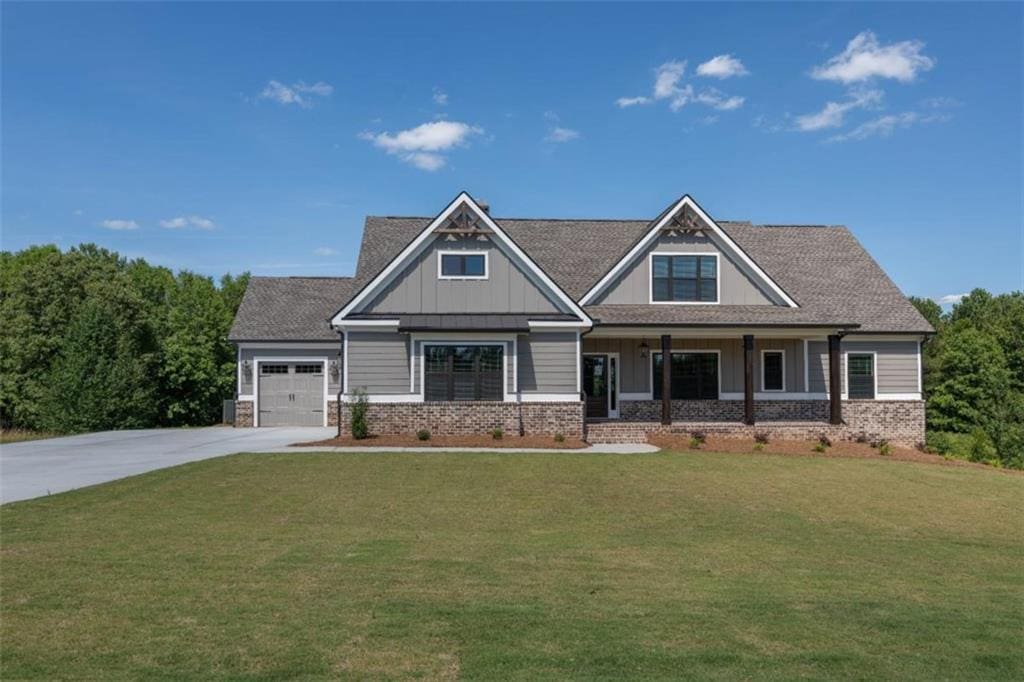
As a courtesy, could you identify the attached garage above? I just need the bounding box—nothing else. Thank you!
[257,362,326,426]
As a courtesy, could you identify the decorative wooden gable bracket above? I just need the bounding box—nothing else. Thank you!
[433,202,494,237]
[660,206,706,235]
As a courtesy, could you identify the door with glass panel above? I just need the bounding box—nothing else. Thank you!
[583,354,618,419]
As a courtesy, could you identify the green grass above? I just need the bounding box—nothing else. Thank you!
[2,451,1022,680]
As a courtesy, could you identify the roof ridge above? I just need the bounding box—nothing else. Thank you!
[368,214,758,224]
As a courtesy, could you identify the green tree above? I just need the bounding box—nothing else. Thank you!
[39,283,158,433]
[927,324,1010,434]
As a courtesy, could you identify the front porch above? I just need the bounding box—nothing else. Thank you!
[581,328,845,427]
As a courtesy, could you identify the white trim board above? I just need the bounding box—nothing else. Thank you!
[332,192,592,326]
[579,194,798,307]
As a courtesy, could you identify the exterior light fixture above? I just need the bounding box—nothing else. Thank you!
[639,339,650,360]
[242,359,252,377]
[329,360,340,378]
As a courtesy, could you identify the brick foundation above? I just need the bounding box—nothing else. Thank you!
[595,399,924,446]
[235,400,253,427]
[337,400,585,439]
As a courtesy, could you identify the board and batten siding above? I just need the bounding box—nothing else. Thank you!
[239,346,341,396]
[582,337,806,395]
[517,332,578,393]
[591,232,779,306]
[807,339,920,395]
[363,236,563,314]
[346,331,410,394]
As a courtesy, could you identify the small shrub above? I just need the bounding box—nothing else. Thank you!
[753,431,770,445]
[752,442,764,452]
[491,427,504,440]
[813,442,827,453]
[968,427,996,462]
[350,388,370,440]
[416,429,431,441]
[553,433,565,443]
[878,441,892,456]
[690,430,707,445]
[818,433,832,448]
[688,437,703,449]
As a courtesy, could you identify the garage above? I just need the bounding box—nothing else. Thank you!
[257,362,326,426]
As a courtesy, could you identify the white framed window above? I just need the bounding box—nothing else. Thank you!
[294,364,322,374]
[438,251,488,280]
[847,352,876,399]
[261,364,288,375]
[423,344,504,401]
[649,252,720,304]
[761,350,785,392]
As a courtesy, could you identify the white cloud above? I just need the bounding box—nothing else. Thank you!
[696,88,745,111]
[432,87,448,105]
[546,126,580,143]
[811,31,935,84]
[921,96,960,109]
[73,208,84,216]
[794,88,883,131]
[100,219,138,230]
[619,59,745,112]
[360,120,483,171]
[616,96,651,108]
[160,215,217,230]
[258,80,334,107]
[314,247,338,256]
[828,111,950,142]
[936,293,967,305]
[696,54,749,79]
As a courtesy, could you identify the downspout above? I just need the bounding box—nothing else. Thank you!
[336,329,344,438]
[579,325,594,440]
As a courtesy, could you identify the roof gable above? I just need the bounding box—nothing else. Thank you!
[332,192,592,326]
[578,195,799,307]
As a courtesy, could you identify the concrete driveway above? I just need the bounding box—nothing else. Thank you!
[1,426,334,504]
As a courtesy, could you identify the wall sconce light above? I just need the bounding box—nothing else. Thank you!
[639,339,650,360]
[242,359,252,378]
[329,360,340,379]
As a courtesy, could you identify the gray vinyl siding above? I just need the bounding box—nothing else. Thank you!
[346,331,410,394]
[363,236,563,314]
[239,346,341,396]
[592,232,780,306]
[518,332,578,393]
[808,339,920,395]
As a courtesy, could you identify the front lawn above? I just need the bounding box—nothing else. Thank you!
[2,451,1021,679]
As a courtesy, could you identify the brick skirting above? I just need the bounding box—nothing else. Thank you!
[235,400,253,427]
[336,400,585,438]
[601,399,924,446]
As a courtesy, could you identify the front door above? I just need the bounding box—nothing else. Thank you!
[583,355,609,419]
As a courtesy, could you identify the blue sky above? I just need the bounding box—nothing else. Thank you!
[2,2,1021,304]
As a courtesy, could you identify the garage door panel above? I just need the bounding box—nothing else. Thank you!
[258,363,324,426]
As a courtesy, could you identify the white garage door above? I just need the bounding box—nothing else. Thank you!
[257,363,325,426]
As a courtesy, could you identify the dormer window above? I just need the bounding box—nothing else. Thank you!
[439,251,488,280]
[650,253,718,303]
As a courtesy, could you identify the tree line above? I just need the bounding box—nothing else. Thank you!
[910,290,1024,468]
[1,244,248,433]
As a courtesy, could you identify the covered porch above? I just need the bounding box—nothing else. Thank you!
[580,327,846,428]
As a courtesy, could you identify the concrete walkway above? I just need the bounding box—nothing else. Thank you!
[1,426,334,504]
[1,428,658,505]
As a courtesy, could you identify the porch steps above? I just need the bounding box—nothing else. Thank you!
[585,421,661,444]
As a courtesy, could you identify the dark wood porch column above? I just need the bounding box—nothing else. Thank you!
[828,334,843,424]
[660,334,672,425]
[743,334,755,425]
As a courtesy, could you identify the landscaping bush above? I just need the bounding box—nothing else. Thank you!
[553,433,565,443]
[416,429,430,441]
[753,431,770,445]
[491,427,503,440]
[813,442,827,453]
[752,442,764,452]
[878,441,892,456]
[350,388,369,440]
[968,427,996,462]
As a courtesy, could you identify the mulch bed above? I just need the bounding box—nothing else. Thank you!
[648,434,1018,472]
[294,434,589,449]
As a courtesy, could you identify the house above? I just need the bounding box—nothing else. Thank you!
[229,192,932,444]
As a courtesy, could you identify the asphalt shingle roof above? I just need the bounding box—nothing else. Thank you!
[228,276,353,341]
[230,213,933,340]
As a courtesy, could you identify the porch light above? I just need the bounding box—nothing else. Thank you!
[639,339,650,360]
[242,360,252,378]
[329,360,340,379]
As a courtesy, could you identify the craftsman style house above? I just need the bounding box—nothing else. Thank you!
[229,192,932,444]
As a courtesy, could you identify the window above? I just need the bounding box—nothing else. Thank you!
[652,352,719,400]
[439,252,487,279]
[651,254,717,303]
[261,364,288,375]
[762,351,784,392]
[294,364,322,374]
[424,345,503,401]
[847,353,875,399]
